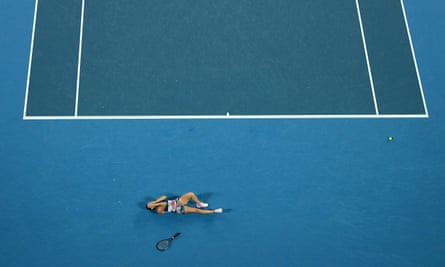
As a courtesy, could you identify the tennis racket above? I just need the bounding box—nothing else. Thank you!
[156,232,181,251]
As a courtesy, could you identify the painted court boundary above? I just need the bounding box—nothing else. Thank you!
[355,0,379,115]
[23,0,429,120]
[23,114,428,120]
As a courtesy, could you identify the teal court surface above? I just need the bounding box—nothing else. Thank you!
[25,0,428,119]
[1,0,445,267]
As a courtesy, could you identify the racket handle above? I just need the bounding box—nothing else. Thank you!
[172,232,181,239]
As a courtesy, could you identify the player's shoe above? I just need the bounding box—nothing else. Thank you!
[214,208,223,213]
[196,202,208,208]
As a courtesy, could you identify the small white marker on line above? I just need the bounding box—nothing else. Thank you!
[226,112,230,116]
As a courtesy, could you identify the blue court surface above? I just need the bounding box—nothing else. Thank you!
[25,0,427,118]
[1,0,445,266]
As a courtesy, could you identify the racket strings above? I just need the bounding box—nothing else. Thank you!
[156,240,171,251]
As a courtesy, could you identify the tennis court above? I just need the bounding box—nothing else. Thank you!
[1,0,445,266]
[25,0,427,118]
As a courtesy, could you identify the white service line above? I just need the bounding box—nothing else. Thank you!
[355,0,380,115]
[400,0,429,116]
[74,0,86,116]
[23,0,39,119]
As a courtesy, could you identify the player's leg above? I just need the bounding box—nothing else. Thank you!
[183,206,222,214]
[179,192,207,207]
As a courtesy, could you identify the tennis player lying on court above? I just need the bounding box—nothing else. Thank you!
[146,192,223,214]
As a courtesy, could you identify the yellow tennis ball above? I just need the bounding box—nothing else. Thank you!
[388,136,393,141]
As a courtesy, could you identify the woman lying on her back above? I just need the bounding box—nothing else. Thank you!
[146,192,223,215]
